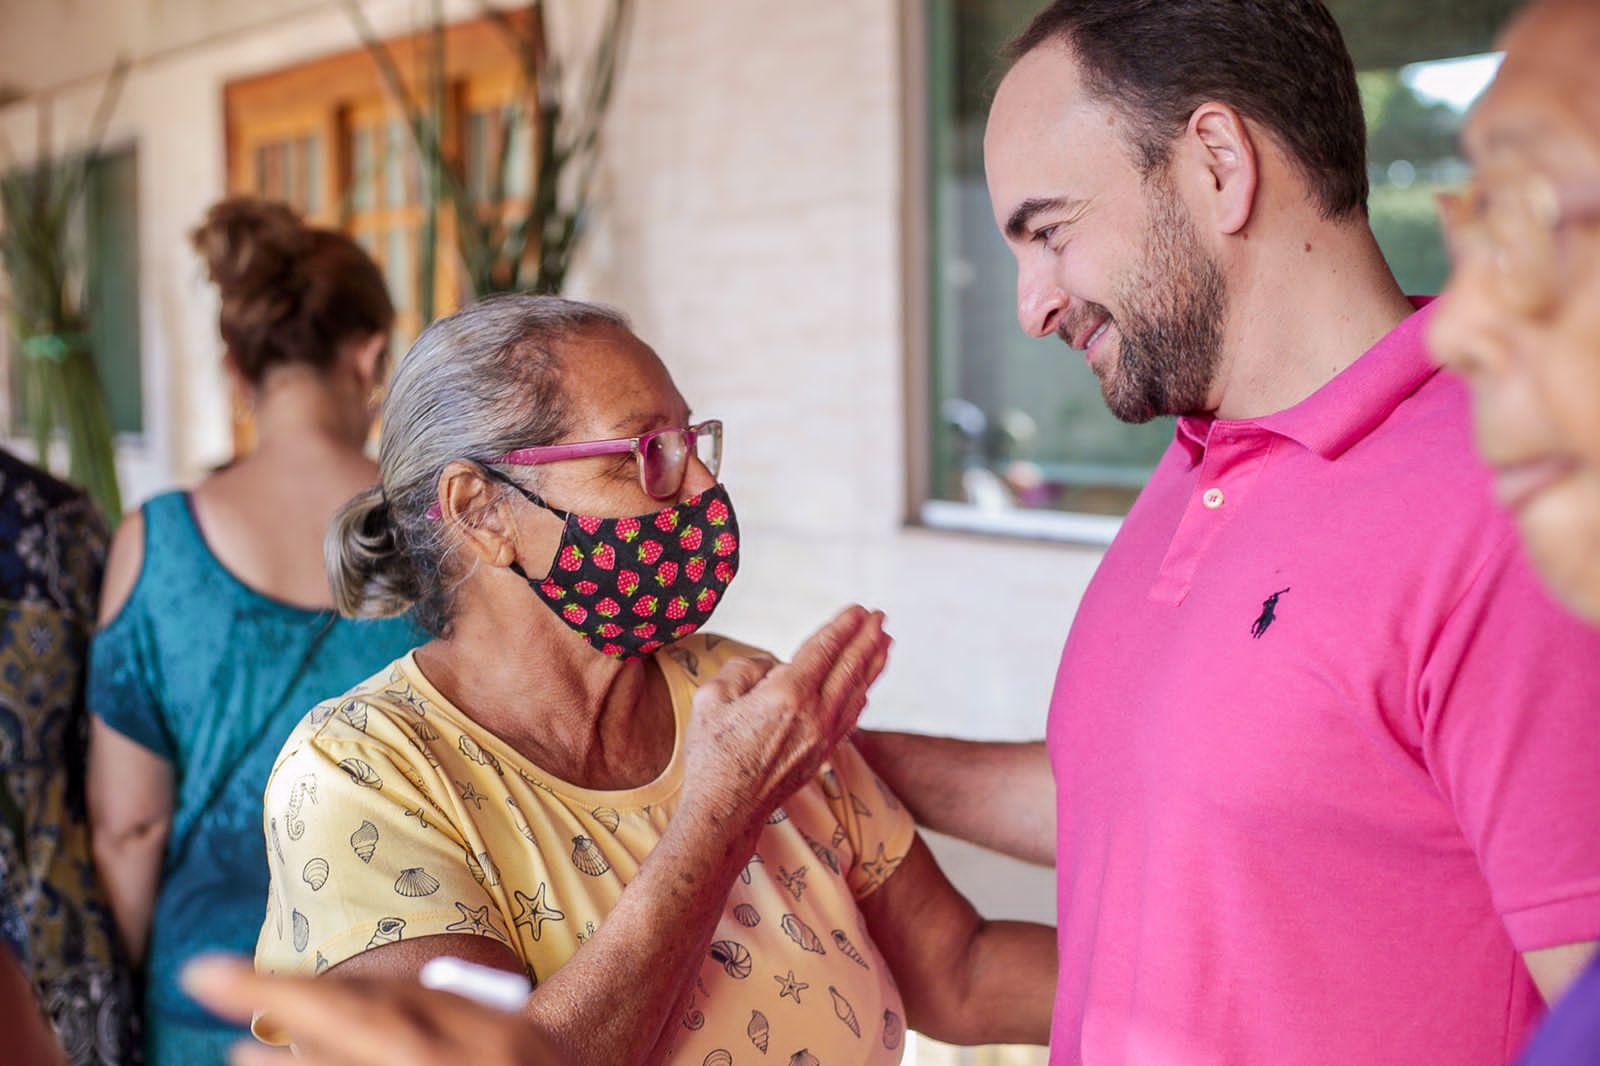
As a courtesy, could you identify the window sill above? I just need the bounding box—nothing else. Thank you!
[918,499,1122,547]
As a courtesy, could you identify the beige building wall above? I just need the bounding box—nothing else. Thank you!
[1,0,1101,924]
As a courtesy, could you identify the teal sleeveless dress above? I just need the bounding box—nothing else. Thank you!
[87,491,425,1066]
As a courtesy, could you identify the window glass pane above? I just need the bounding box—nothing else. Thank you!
[384,118,408,208]
[352,125,375,212]
[385,226,413,313]
[466,109,491,206]
[924,0,1516,526]
[302,134,323,216]
[505,114,532,201]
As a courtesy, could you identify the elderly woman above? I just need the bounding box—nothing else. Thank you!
[1430,3,1600,1063]
[252,294,1055,1065]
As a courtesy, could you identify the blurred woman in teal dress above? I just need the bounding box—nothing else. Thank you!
[85,199,424,1065]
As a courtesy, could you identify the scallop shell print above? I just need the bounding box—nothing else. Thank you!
[292,910,310,953]
[708,939,753,979]
[302,857,330,892]
[788,1052,820,1066]
[570,835,610,877]
[351,820,380,864]
[395,867,441,898]
[780,914,826,955]
[882,1010,905,1051]
[732,903,761,928]
[338,758,383,789]
[703,1052,732,1066]
[592,806,621,833]
[747,1011,770,1053]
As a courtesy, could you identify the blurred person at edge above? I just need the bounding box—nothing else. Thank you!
[0,448,140,1065]
[86,199,426,1065]
[850,1,1600,1064]
[1430,1,1600,1063]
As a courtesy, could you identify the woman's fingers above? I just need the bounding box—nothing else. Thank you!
[693,654,779,715]
[816,611,890,729]
[184,958,423,1066]
[786,605,869,692]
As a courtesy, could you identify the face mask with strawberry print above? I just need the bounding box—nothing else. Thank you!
[506,482,741,660]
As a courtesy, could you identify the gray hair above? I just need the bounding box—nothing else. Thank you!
[326,293,631,634]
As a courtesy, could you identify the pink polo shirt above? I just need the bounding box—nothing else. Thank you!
[1047,303,1600,1066]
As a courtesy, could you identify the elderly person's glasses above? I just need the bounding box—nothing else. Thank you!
[492,419,723,501]
[1436,174,1600,315]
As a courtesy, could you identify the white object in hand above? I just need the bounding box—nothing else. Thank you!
[419,956,532,1012]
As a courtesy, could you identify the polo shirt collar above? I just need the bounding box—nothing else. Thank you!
[1174,298,1438,466]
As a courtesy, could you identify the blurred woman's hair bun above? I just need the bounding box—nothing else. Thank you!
[191,197,393,385]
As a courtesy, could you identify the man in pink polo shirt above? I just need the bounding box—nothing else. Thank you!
[857,1,1600,1063]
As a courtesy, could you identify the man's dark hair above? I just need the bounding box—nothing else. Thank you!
[1010,0,1369,218]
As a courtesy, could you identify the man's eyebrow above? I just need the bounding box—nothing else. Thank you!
[1005,196,1083,241]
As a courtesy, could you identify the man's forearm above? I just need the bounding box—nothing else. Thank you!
[854,731,1056,865]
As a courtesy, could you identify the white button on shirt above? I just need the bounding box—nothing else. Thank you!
[1203,487,1226,509]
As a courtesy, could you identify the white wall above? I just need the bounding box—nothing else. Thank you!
[1,0,1102,921]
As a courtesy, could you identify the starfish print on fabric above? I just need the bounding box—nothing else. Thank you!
[402,807,432,830]
[857,844,901,891]
[777,864,808,900]
[384,685,430,716]
[774,969,809,1004]
[457,780,486,809]
[446,901,510,943]
[511,883,565,942]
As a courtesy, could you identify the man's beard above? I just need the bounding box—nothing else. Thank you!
[1072,184,1228,424]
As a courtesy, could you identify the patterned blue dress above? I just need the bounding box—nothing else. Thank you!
[0,449,140,1065]
[87,491,424,1065]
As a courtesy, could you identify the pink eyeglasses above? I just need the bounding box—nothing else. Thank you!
[493,419,723,499]
[429,420,724,519]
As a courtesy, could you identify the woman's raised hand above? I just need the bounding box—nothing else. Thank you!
[680,606,891,825]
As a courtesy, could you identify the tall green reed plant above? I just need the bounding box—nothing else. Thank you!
[0,62,128,521]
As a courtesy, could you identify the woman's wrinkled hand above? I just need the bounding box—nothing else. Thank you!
[680,605,892,826]
[180,956,562,1066]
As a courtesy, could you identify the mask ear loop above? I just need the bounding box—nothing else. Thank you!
[484,465,573,585]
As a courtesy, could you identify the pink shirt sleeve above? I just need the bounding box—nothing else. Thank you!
[1420,531,1600,952]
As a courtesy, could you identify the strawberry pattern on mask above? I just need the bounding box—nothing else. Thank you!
[524,485,740,660]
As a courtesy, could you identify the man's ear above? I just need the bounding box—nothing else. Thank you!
[1180,100,1259,236]
[437,461,519,569]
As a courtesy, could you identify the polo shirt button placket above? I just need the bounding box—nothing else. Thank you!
[1203,487,1226,509]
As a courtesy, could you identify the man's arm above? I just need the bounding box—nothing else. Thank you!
[853,731,1055,866]
[858,834,1056,1046]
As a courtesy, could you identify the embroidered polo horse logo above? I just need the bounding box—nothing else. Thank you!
[1251,588,1291,639]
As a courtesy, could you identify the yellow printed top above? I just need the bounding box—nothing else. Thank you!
[254,633,916,1064]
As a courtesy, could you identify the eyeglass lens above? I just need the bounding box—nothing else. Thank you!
[640,423,723,498]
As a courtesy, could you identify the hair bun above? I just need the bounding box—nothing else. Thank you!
[191,198,312,304]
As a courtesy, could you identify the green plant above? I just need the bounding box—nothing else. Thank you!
[0,62,127,521]
[345,0,631,307]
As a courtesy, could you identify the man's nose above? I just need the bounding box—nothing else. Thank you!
[1017,261,1070,338]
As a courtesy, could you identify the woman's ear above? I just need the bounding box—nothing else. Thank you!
[437,461,520,569]
[1181,101,1259,236]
